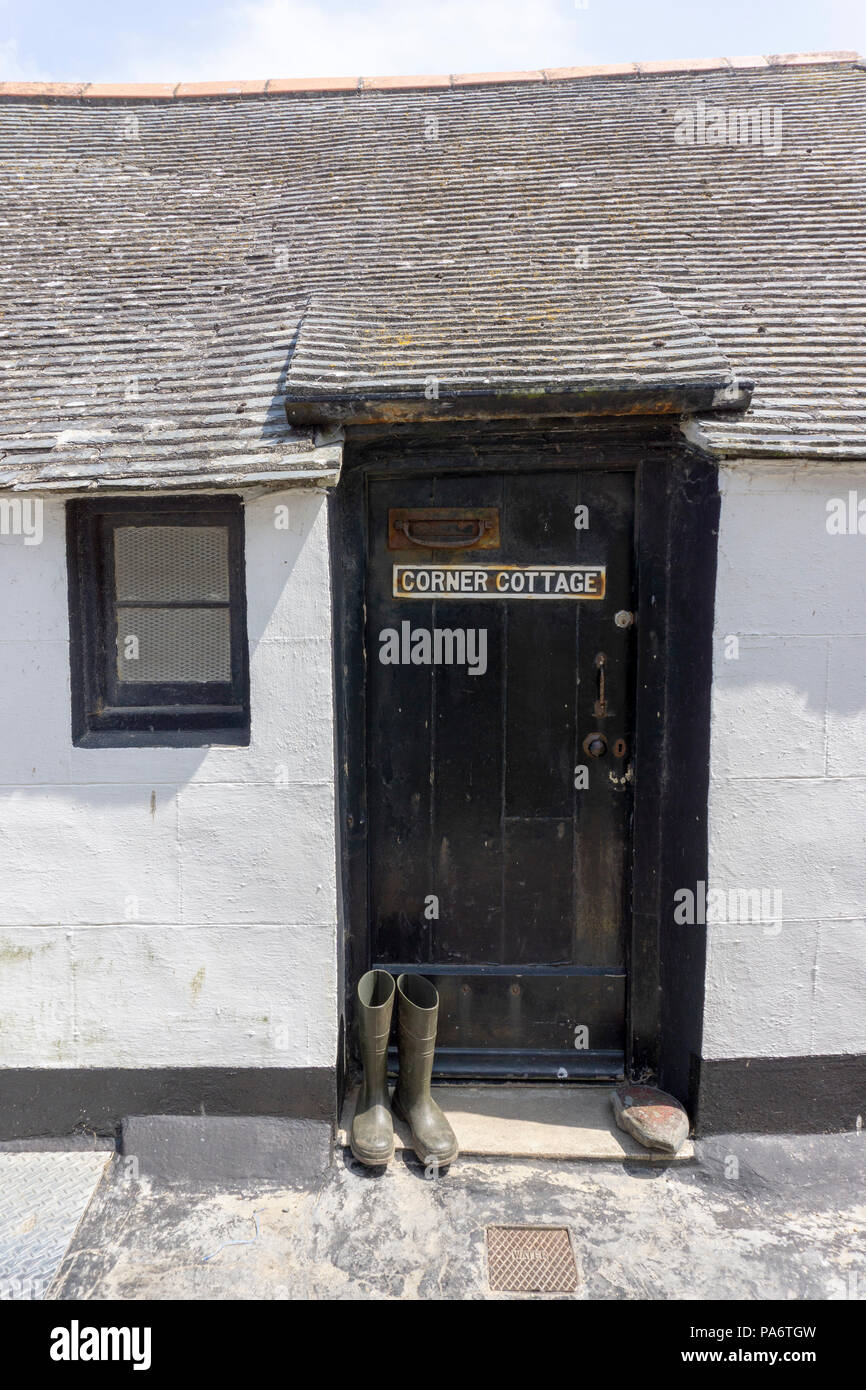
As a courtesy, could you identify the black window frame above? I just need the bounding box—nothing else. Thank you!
[67,494,250,747]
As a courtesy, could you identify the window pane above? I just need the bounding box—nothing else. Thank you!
[114,526,230,603]
[117,607,232,683]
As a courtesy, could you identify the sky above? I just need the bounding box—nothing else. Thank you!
[0,0,863,83]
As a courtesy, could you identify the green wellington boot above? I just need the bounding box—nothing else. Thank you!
[350,970,396,1167]
[392,973,459,1168]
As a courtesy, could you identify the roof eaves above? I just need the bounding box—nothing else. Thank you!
[0,433,344,493]
[6,465,342,492]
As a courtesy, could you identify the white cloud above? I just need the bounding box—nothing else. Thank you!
[118,0,592,82]
[0,37,47,80]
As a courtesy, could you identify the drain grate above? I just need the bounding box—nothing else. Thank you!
[486,1225,579,1294]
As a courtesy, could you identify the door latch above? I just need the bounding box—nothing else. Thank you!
[593,652,607,717]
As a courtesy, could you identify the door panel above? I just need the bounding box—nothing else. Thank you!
[365,468,635,1078]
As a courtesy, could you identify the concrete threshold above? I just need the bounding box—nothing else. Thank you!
[337,1084,695,1161]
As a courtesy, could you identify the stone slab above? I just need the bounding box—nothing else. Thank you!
[121,1116,332,1184]
[338,1085,694,1161]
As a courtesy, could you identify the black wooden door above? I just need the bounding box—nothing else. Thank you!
[366,468,635,1078]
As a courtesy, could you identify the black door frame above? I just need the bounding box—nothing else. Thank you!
[330,419,718,1113]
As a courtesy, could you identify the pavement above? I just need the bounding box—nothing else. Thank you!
[33,1131,866,1302]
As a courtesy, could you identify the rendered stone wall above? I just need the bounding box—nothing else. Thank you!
[0,489,338,1072]
[703,461,866,1060]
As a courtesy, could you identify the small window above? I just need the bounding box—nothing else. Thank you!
[67,495,249,746]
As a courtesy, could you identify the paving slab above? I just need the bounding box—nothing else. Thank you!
[121,1116,331,1183]
[338,1084,695,1160]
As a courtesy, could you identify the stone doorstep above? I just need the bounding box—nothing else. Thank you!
[338,1085,695,1162]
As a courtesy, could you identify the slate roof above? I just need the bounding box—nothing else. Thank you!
[0,52,864,490]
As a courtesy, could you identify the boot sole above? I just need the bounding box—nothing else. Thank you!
[391,1093,459,1167]
[349,1140,394,1167]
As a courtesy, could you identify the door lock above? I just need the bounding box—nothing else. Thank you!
[582,732,608,758]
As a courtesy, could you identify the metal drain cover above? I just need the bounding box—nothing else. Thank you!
[0,1152,110,1300]
[486,1226,579,1293]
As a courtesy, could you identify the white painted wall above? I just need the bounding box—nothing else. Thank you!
[4,462,862,1076]
[0,489,339,1069]
[704,461,866,1059]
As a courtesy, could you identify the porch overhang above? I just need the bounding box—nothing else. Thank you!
[284,378,754,428]
[280,287,755,431]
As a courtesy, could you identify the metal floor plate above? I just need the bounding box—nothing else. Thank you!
[487,1225,580,1293]
[0,1152,111,1300]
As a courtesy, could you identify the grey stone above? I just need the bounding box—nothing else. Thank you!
[612,1083,690,1154]
[120,1116,332,1184]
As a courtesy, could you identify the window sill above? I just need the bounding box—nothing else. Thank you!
[73,726,251,750]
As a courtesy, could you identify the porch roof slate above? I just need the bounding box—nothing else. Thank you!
[0,52,864,488]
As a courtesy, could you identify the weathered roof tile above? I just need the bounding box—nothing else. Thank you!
[266,76,358,92]
[452,70,545,86]
[0,54,863,485]
[544,62,637,80]
[84,83,177,98]
[636,58,727,74]
[725,55,770,70]
[361,74,451,90]
[174,80,268,96]
[0,81,86,97]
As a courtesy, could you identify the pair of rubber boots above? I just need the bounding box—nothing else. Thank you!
[351,970,459,1169]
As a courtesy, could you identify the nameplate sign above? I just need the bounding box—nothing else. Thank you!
[393,564,606,599]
